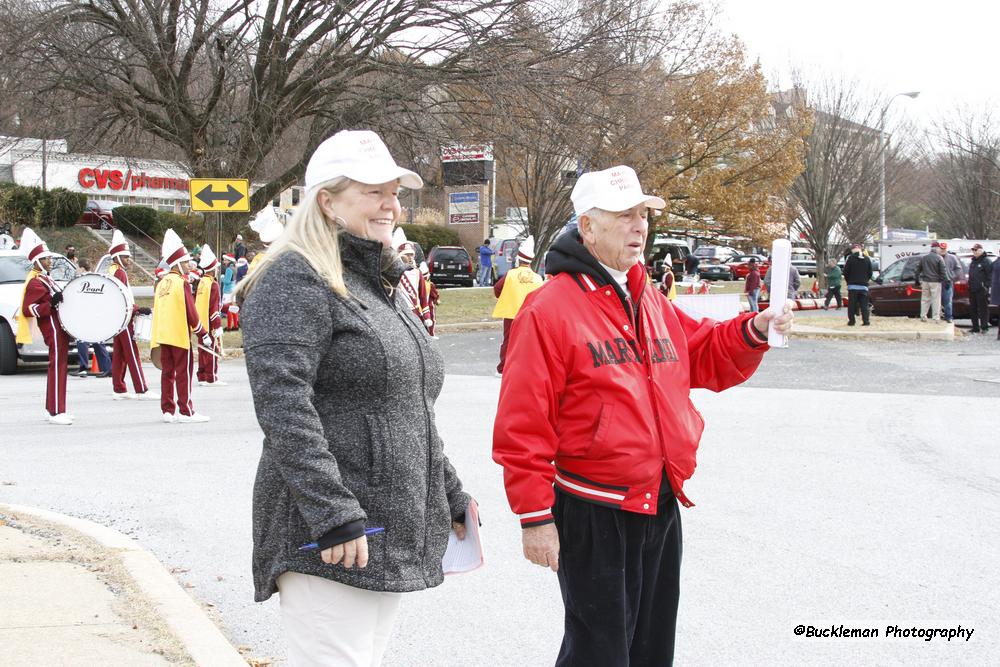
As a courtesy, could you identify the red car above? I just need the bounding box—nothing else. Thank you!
[76,200,119,229]
[869,254,998,321]
[728,254,770,280]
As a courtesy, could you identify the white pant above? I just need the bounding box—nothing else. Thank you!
[920,281,942,320]
[278,572,402,667]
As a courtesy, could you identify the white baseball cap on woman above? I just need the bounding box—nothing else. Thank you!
[570,165,665,215]
[305,130,423,192]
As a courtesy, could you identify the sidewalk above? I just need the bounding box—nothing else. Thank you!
[0,506,246,666]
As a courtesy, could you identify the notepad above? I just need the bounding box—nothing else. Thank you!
[442,499,484,575]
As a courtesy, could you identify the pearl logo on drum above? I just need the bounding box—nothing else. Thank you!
[77,281,107,295]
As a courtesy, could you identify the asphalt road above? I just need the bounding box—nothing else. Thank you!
[1,331,998,665]
[443,324,1000,397]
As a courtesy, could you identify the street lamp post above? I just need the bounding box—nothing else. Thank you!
[880,91,920,242]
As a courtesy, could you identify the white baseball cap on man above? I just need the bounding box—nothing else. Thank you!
[305,130,423,192]
[570,165,665,216]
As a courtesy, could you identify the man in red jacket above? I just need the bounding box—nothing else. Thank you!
[492,165,793,666]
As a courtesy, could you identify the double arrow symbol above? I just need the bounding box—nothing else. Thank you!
[195,184,245,207]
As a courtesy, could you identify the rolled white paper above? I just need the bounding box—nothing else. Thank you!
[767,239,791,348]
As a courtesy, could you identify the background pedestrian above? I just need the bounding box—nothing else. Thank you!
[744,257,761,312]
[843,243,873,326]
[477,239,494,286]
[967,243,993,334]
[823,259,842,309]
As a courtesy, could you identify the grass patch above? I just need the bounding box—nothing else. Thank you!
[796,315,950,331]
[38,227,107,266]
[434,287,498,325]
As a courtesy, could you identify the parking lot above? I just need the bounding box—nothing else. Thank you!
[1,332,999,665]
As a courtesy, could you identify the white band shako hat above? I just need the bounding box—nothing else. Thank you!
[108,229,131,258]
[161,228,192,267]
[250,206,284,245]
[199,244,219,272]
[19,227,56,264]
[517,235,536,264]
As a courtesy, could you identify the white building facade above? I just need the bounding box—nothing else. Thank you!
[0,138,192,213]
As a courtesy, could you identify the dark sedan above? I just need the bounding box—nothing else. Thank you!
[869,254,997,321]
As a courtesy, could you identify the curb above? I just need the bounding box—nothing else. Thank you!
[436,321,502,332]
[0,504,246,666]
[791,322,955,341]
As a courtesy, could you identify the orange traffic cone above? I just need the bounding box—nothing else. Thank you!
[90,351,99,373]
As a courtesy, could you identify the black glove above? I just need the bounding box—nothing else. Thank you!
[137,307,152,316]
[49,291,63,307]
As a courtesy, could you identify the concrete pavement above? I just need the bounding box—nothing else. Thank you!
[0,506,244,665]
[1,337,999,665]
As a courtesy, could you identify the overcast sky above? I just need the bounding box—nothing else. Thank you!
[718,0,997,130]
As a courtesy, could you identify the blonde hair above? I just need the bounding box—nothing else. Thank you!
[236,177,352,299]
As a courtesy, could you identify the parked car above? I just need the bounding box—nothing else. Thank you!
[646,237,691,282]
[0,250,80,374]
[790,250,818,276]
[427,245,475,287]
[728,254,770,280]
[693,245,738,280]
[494,238,520,279]
[869,253,997,321]
[77,200,120,229]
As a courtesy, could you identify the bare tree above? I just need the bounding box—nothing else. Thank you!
[5,0,638,217]
[926,111,1000,239]
[785,79,912,282]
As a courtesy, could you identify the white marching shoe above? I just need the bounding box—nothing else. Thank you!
[177,413,210,423]
[48,413,73,425]
[113,392,137,400]
[162,412,176,423]
[135,392,158,401]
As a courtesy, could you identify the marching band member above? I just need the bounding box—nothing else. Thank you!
[106,229,153,400]
[150,229,211,423]
[491,235,543,376]
[18,227,72,425]
[394,228,433,333]
[248,207,284,274]
[421,260,439,337]
[195,244,226,387]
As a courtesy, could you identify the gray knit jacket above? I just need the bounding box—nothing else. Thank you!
[241,232,471,601]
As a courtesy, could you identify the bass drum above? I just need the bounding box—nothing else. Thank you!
[58,273,134,343]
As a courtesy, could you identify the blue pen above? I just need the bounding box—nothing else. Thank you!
[298,526,386,551]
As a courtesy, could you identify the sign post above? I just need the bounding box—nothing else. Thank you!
[189,178,251,264]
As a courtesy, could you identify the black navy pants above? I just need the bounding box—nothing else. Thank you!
[970,290,990,332]
[847,289,870,325]
[553,488,682,667]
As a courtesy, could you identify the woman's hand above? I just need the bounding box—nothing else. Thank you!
[753,302,794,339]
[321,535,369,569]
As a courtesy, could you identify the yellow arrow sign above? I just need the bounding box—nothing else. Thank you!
[189,178,250,212]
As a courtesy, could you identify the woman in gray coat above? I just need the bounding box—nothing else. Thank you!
[239,130,472,666]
